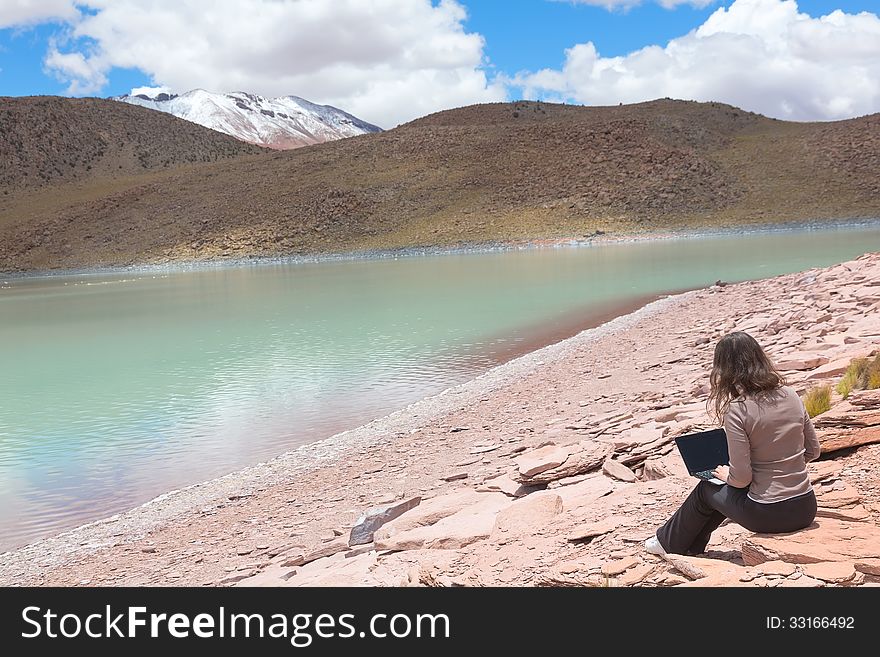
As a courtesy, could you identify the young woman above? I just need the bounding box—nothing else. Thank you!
[646,331,820,556]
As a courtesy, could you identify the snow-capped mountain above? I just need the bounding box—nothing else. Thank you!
[113,89,382,150]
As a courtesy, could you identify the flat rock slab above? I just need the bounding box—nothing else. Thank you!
[802,561,858,584]
[741,518,880,566]
[555,474,615,510]
[601,556,641,577]
[816,504,871,522]
[374,493,510,552]
[807,461,843,484]
[349,497,421,546]
[814,403,880,428]
[491,493,562,539]
[848,389,880,410]
[301,537,350,565]
[515,441,612,485]
[806,358,856,380]
[776,354,829,371]
[663,554,746,581]
[776,575,825,588]
[476,474,522,497]
[568,517,621,543]
[819,426,880,453]
[374,488,482,536]
[602,458,637,483]
[752,560,797,577]
[515,445,571,479]
[815,483,861,509]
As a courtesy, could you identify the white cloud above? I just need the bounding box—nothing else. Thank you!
[0,0,76,28]
[561,1,717,9]
[40,0,506,127]
[129,85,172,98]
[44,40,108,94]
[517,0,880,121]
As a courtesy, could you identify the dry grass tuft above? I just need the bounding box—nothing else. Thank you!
[803,385,832,418]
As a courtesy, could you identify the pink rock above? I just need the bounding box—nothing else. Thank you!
[476,474,523,497]
[514,441,612,484]
[742,518,880,566]
[568,517,621,543]
[814,401,880,427]
[777,575,824,587]
[602,458,637,483]
[805,358,856,380]
[815,505,871,522]
[807,461,843,484]
[854,558,880,576]
[802,562,857,584]
[819,426,880,454]
[754,560,796,577]
[374,493,509,551]
[514,445,570,478]
[641,451,689,480]
[349,496,421,546]
[554,474,615,510]
[491,492,562,539]
[775,354,830,371]
[848,389,880,410]
[815,483,861,509]
[374,488,481,536]
[617,563,656,587]
[601,556,641,577]
[301,537,350,565]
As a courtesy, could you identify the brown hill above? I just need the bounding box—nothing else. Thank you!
[0,96,263,190]
[1,98,879,272]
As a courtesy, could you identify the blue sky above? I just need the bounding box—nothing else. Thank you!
[1,1,879,126]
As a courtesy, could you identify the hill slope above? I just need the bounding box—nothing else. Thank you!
[1,98,879,272]
[0,96,264,190]
[114,90,382,149]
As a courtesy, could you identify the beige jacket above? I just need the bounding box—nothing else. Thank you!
[724,386,820,503]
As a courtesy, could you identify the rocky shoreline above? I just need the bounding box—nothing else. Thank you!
[2,217,877,281]
[2,252,879,587]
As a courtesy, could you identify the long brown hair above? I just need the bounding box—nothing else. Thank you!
[708,332,786,423]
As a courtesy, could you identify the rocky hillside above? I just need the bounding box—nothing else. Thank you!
[0,96,263,190]
[1,98,879,272]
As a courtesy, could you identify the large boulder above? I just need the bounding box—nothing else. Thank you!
[741,518,880,569]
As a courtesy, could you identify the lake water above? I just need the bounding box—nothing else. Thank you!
[2,223,880,551]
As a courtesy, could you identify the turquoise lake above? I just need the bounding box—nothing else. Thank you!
[2,223,880,551]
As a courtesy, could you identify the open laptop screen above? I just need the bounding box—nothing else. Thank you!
[674,428,729,473]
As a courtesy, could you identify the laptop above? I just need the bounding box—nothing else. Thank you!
[674,428,729,486]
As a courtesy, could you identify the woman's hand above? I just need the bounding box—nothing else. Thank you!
[712,465,730,482]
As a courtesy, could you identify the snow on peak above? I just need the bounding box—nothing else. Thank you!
[113,89,382,150]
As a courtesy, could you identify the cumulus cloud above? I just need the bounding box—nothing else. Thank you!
[39,0,505,127]
[559,1,717,9]
[516,0,880,121]
[44,47,107,95]
[0,0,77,28]
[129,85,173,98]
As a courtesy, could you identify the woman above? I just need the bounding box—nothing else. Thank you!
[645,331,820,556]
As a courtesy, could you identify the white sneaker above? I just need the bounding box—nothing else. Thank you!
[644,536,667,556]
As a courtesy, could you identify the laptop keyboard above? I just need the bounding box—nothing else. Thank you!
[694,470,719,480]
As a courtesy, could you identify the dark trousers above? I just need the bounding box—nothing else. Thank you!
[656,482,817,555]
